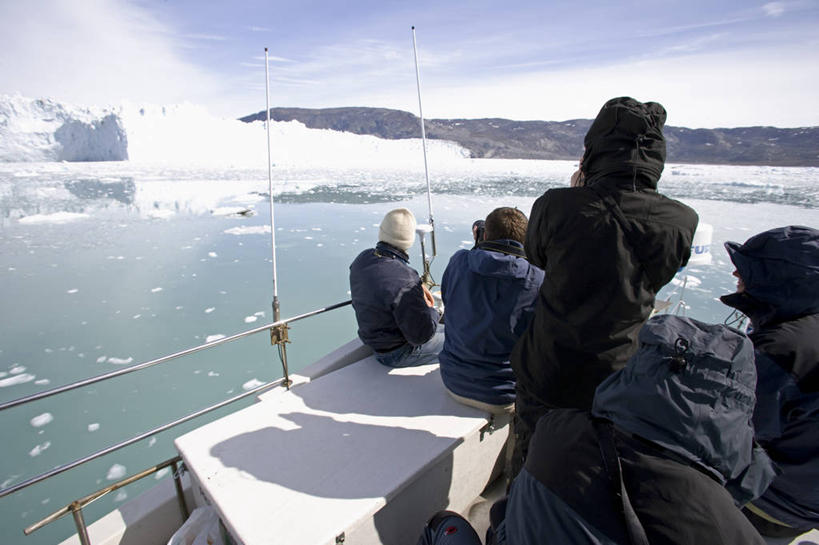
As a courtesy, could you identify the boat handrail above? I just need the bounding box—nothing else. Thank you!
[0,300,352,412]
[24,456,188,545]
[0,299,352,502]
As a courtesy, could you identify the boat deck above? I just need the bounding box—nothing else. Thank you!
[175,350,509,545]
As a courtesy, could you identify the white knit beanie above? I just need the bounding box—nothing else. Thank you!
[379,208,417,251]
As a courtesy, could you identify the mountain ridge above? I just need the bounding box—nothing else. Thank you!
[240,107,819,167]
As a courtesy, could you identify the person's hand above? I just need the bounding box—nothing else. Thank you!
[422,284,435,307]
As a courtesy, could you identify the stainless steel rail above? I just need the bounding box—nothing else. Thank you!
[24,456,188,541]
[0,300,352,412]
[0,299,352,517]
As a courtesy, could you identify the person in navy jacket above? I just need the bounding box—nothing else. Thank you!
[439,207,544,413]
[349,208,443,367]
[721,225,819,537]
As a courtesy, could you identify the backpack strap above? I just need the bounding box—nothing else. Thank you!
[593,419,651,545]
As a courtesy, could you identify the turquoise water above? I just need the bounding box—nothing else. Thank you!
[0,161,817,544]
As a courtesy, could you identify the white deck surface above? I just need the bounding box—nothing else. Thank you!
[175,355,491,545]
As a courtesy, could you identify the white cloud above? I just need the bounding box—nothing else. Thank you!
[0,0,227,110]
[763,2,786,17]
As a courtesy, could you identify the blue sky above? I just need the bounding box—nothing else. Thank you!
[1,0,817,127]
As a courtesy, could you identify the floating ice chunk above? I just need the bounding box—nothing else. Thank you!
[224,225,271,235]
[205,307,215,313]
[88,423,100,432]
[148,437,157,447]
[30,413,53,427]
[206,334,225,343]
[242,378,265,391]
[96,356,107,363]
[155,467,170,479]
[311,227,322,231]
[175,306,183,310]
[19,212,89,224]
[0,374,36,387]
[208,371,220,377]
[35,379,50,386]
[133,314,141,319]
[147,209,174,220]
[106,464,127,480]
[244,315,258,323]
[114,491,128,502]
[0,372,6,378]
[29,441,51,457]
[208,252,218,258]
[304,236,313,240]
[67,288,79,294]
[254,311,265,317]
[10,365,26,374]
[151,287,163,293]
[107,357,133,365]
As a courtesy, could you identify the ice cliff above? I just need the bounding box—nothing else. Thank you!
[0,94,468,167]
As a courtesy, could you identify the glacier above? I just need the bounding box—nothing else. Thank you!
[0,94,469,166]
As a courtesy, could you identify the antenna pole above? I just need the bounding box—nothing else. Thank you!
[411,26,437,260]
[264,48,291,388]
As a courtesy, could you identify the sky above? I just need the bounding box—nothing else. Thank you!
[1,0,818,128]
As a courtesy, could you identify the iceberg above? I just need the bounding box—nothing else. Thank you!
[0,94,469,167]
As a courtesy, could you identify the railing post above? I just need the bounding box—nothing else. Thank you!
[70,502,91,545]
[172,459,189,520]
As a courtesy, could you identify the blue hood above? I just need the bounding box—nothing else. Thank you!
[467,240,532,280]
[592,315,776,504]
[721,225,819,326]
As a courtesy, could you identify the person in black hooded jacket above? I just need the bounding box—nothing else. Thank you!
[720,225,819,537]
[509,97,699,473]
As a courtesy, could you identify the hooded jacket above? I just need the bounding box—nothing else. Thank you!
[501,315,773,545]
[349,242,440,352]
[511,97,699,411]
[720,225,819,530]
[439,240,544,405]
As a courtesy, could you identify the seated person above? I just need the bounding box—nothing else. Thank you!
[490,315,775,545]
[349,207,443,368]
[439,207,544,413]
[720,225,819,537]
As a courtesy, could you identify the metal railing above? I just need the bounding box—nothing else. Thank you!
[0,299,352,542]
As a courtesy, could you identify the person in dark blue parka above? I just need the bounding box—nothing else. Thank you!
[439,207,544,413]
[491,315,775,545]
[720,225,819,537]
[350,208,443,367]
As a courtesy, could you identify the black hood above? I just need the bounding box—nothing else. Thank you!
[582,97,667,189]
[720,225,819,327]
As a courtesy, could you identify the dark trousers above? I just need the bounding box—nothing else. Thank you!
[510,385,552,478]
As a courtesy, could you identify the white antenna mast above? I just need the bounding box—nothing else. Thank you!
[411,26,437,261]
[264,47,280,318]
[264,47,291,389]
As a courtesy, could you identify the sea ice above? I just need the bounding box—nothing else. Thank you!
[242,378,265,391]
[30,413,54,427]
[10,365,26,374]
[96,356,107,363]
[34,379,50,385]
[106,464,127,480]
[148,437,157,447]
[88,423,100,432]
[107,357,134,365]
[67,288,79,294]
[205,334,225,343]
[208,371,220,377]
[224,226,271,235]
[244,316,258,323]
[205,307,215,313]
[155,468,170,480]
[115,491,128,502]
[0,374,36,387]
[151,287,163,293]
[29,442,51,457]
[208,252,217,258]
[19,212,89,224]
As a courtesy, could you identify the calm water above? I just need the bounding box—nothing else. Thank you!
[0,160,817,544]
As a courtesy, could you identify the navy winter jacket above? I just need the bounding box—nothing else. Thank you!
[499,315,774,545]
[439,240,544,405]
[721,225,819,530]
[349,242,440,352]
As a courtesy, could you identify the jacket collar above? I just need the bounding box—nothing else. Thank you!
[476,239,527,259]
[375,241,410,264]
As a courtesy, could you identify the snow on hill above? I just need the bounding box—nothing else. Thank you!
[0,95,469,167]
